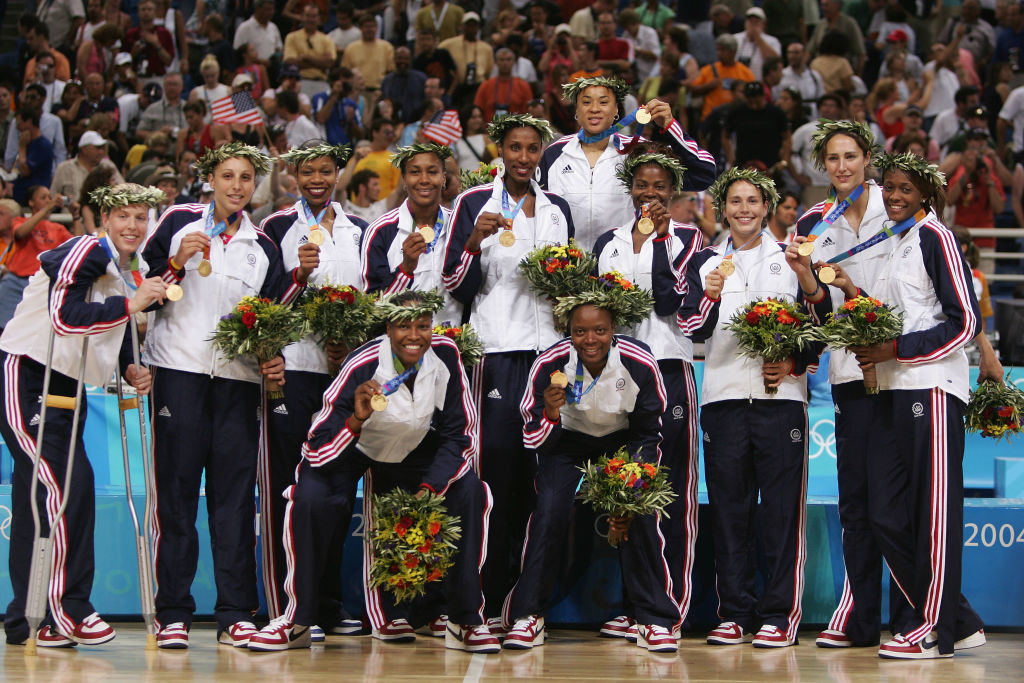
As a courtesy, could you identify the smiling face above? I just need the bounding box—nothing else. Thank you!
[823,133,869,197]
[881,169,924,223]
[387,314,433,368]
[498,126,543,187]
[576,85,618,136]
[569,304,614,372]
[402,152,444,210]
[631,163,672,211]
[103,204,151,256]
[723,180,768,241]
[210,157,257,215]
[297,155,339,209]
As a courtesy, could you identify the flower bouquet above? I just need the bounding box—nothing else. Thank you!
[368,488,462,603]
[432,321,484,368]
[459,160,502,191]
[592,271,655,329]
[723,298,812,395]
[208,296,305,398]
[809,295,903,394]
[577,447,677,546]
[298,283,378,374]
[965,377,1024,441]
[518,240,598,300]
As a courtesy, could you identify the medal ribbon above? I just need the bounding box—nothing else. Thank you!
[96,232,143,291]
[203,201,240,259]
[501,187,528,221]
[421,207,445,254]
[722,229,765,262]
[381,355,423,396]
[806,182,866,244]
[301,198,329,233]
[824,209,927,265]
[576,107,646,144]
[567,358,601,405]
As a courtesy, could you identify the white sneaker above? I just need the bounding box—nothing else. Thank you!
[247,619,312,652]
[636,624,677,653]
[218,621,258,648]
[955,629,986,650]
[444,623,501,654]
[503,615,545,650]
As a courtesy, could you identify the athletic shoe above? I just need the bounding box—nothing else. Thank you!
[815,629,852,648]
[371,619,416,642]
[157,622,189,649]
[955,629,986,650]
[707,622,753,645]
[503,615,545,650]
[217,621,257,648]
[636,624,678,653]
[625,623,639,643]
[326,618,364,635]
[310,625,325,643]
[445,623,501,654]
[671,624,681,640]
[247,620,311,652]
[36,625,75,648]
[600,615,635,638]
[752,625,793,648]
[878,633,952,659]
[68,613,116,646]
[424,615,448,638]
[485,617,508,641]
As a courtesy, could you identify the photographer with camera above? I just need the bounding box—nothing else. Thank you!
[946,129,1006,274]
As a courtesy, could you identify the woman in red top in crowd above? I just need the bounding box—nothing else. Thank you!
[176,101,227,163]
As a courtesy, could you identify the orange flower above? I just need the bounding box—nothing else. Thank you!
[642,464,657,477]
[776,310,796,325]
[428,521,441,536]
[404,554,419,568]
[843,300,858,311]
[427,569,443,582]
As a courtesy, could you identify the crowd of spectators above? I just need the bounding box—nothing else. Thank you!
[0,0,1023,329]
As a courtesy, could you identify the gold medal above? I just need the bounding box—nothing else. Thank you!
[717,258,735,277]
[637,217,654,235]
[198,260,212,277]
[370,393,389,412]
[499,230,516,247]
[635,107,652,125]
[818,266,837,285]
[418,225,435,244]
[165,284,183,301]
[308,228,325,246]
[797,241,815,257]
[550,371,569,388]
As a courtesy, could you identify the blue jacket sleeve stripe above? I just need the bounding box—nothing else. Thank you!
[359,208,402,292]
[302,344,380,466]
[520,339,571,449]
[50,237,128,336]
[425,337,479,494]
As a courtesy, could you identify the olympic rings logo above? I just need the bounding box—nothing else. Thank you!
[0,504,10,541]
[808,418,836,460]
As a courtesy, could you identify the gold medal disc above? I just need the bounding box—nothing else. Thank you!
[797,241,815,257]
[818,266,837,284]
[418,225,435,243]
[637,217,655,234]
[718,259,735,277]
[635,108,652,125]
[370,393,389,411]
[165,284,183,301]
[499,230,516,247]
[308,228,325,246]
[550,371,569,388]
[198,260,212,277]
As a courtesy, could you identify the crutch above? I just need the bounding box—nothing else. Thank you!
[114,317,158,650]
[24,332,89,655]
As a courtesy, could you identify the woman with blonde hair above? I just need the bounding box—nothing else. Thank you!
[188,55,231,122]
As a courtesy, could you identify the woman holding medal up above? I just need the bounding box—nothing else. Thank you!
[259,140,369,638]
[591,145,702,639]
[537,75,717,250]
[816,153,985,659]
[0,184,166,648]
[247,291,499,654]
[678,168,829,649]
[442,114,575,616]
[360,143,463,326]
[142,142,317,650]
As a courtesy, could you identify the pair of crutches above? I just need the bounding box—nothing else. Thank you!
[23,319,157,653]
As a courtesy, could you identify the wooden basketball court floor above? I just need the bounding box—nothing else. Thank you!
[2,624,1022,681]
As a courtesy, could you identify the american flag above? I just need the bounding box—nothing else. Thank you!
[211,91,264,126]
[421,109,462,145]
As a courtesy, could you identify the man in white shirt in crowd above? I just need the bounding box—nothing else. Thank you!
[50,130,124,200]
[778,42,823,113]
[36,0,84,54]
[569,0,614,42]
[233,0,283,64]
[932,85,980,152]
[733,7,780,82]
[922,41,965,130]
[329,3,362,52]
[33,52,66,115]
[620,8,661,81]
[788,91,845,206]
[491,34,538,87]
[277,90,321,149]
[998,85,1024,163]
[345,168,387,224]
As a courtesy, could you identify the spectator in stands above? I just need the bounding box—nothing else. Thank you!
[203,14,235,78]
[779,43,824,108]
[539,24,580,92]
[810,30,856,93]
[278,90,321,150]
[523,4,554,61]
[498,34,539,88]
[0,84,13,160]
[995,0,1024,82]
[453,104,497,170]
[619,9,660,82]
[415,0,465,42]
[36,0,85,55]
[414,29,458,96]
[341,13,395,92]
[78,164,118,234]
[635,0,675,32]
[807,0,866,73]
[262,65,313,122]
[285,4,338,97]
[885,105,940,161]
[788,91,846,205]
[189,55,231,120]
[763,57,784,98]
[948,129,1006,273]
[594,12,632,75]
[474,48,532,123]
[314,68,363,146]
[724,80,790,170]
[24,23,73,87]
[935,85,981,153]
[233,0,283,65]
[697,4,744,40]
[176,100,226,161]
[76,21,121,78]
[382,47,428,123]
[32,52,66,115]
[937,0,996,67]
[663,26,700,84]
[440,13,493,90]
[777,86,808,132]
[767,189,800,243]
[946,106,996,154]
[923,42,969,130]
[137,72,186,142]
[329,3,361,52]
[690,33,755,121]
[543,64,576,134]
[345,169,387,223]
[12,109,55,206]
[124,0,175,80]
[51,130,124,202]
[569,0,614,42]
[4,85,67,174]
[354,118,400,197]
[763,0,805,49]
[733,7,781,82]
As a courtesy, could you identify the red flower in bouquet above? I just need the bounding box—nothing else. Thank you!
[999,406,1014,418]
[418,540,433,553]
[404,554,419,569]
[776,310,798,325]
[242,311,256,328]
[428,521,441,536]
[427,569,443,582]
[745,310,761,324]
[865,311,877,323]
[642,464,657,477]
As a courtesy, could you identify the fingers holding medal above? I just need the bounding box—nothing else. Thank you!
[717,257,735,277]
[308,227,325,246]
[550,371,568,388]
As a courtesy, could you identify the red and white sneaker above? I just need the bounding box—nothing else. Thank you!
[485,617,508,641]
[247,620,312,652]
[955,629,986,650]
[445,623,501,654]
[68,613,116,645]
[707,622,753,646]
[753,625,793,648]
[878,633,952,659]
[157,622,189,649]
[218,621,257,648]
[636,624,678,653]
[503,615,545,650]
[371,619,416,642]
[816,629,852,648]
[625,623,639,643]
[600,615,635,638]
[423,615,448,638]
[36,625,75,648]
